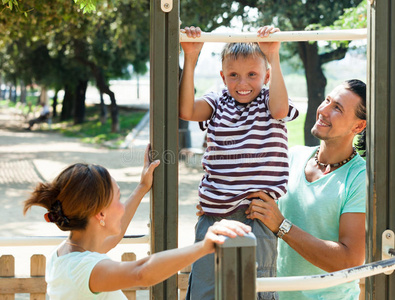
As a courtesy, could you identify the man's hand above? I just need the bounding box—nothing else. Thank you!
[245,191,284,234]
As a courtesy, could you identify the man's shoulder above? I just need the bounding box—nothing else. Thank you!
[347,155,366,177]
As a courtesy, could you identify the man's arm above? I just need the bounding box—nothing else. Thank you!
[279,213,365,272]
[246,192,365,272]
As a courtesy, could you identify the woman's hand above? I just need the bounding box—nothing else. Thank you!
[202,219,251,253]
[139,144,160,192]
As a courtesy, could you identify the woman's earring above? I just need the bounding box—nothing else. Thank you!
[100,219,105,227]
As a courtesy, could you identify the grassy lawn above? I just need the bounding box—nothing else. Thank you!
[287,112,306,147]
[51,105,147,147]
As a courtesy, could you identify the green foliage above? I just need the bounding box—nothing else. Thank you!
[329,0,367,29]
[180,0,256,31]
[53,105,147,146]
[0,0,150,89]
[305,0,367,48]
[74,0,97,13]
[2,0,98,14]
[2,0,20,12]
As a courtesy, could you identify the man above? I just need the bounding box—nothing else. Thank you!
[26,103,50,130]
[246,79,367,299]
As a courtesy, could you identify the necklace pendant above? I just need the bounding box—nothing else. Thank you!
[323,164,331,175]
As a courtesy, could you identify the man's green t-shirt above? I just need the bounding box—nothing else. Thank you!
[277,146,366,300]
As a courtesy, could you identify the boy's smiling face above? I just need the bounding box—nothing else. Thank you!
[220,55,270,104]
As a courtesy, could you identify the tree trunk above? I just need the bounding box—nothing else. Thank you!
[8,84,14,102]
[74,79,88,125]
[52,89,59,118]
[99,92,107,125]
[108,89,119,133]
[61,84,74,121]
[20,81,27,103]
[93,67,119,133]
[39,86,48,105]
[298,41,326,146]
[0,75,3,99]
[136,74,140,99]
[75,53,119,132]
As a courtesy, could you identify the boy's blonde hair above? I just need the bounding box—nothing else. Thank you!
[221,43,269,69]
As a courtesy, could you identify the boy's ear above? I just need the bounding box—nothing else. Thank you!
[220,70,226,86]
[264,69,270,85]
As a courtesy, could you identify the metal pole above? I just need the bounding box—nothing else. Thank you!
[256,257,395,292]
[366,0,395,299]
[150,0,180,299]
[215,232,257,300]
[180,28,367,43]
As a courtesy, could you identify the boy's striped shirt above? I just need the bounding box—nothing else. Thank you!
[199,88,299,216]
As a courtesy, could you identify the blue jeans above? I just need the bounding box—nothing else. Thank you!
[186,208,278,300]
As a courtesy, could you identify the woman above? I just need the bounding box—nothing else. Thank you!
[24,145,250,299]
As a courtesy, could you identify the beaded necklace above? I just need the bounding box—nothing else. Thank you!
[314,147,357,175]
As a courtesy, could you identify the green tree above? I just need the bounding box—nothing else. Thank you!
[1,0,150,132]
[254,0,366,145]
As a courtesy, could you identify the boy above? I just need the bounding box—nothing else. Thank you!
[180,26,299,299]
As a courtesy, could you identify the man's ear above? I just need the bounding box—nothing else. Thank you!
[354,119,367,135]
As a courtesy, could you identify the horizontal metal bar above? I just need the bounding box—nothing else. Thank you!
[0,234,150,247]
[180,29,367,43]
[256,256,395,292]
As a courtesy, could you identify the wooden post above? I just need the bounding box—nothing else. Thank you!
[149,1,180,299]
[359,278,365,300]
[178,265,191,300]
[0,255,15,300]
[215,233,257,300]
[366,0,395,299]
[122,253,137,300]
[30,255,46,300]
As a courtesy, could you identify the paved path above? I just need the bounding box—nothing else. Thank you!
[0,106,201,300]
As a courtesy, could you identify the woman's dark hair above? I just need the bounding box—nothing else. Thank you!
[23,163,113,231]
[343,79,367,157]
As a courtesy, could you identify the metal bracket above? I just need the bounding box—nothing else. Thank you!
[382,229,395,275]
[161,0,173,13]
